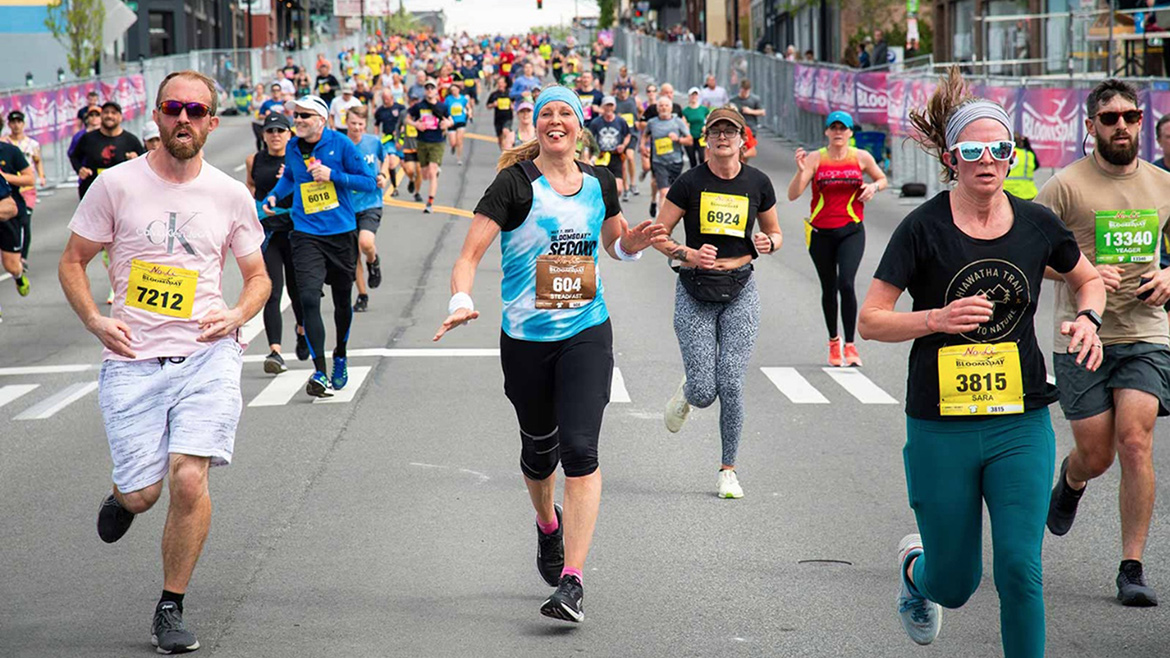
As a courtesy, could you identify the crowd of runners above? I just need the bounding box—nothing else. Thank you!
[0,24,1160,658]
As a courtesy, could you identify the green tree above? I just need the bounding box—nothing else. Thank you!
[383,4,420,35]
[598,0,615,29]
[44,0,105,78]
[531,25,571,42]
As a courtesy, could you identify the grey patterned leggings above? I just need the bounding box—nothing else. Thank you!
[673,272,760,467]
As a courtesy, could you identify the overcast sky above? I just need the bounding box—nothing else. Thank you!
[395,0,600,36]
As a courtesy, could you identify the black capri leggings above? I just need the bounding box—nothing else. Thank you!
[684,142,705,168]
[500,320,613,480]
[808,222,865,344]
[262,229,305,347]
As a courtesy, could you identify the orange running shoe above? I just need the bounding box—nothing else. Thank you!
[828,339,843,367]
[844,343,863,367]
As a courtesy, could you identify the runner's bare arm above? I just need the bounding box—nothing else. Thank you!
[786,148,819,201]
[2,165,35,189]
[601,214,668,260]
[753,205,782,254]
[1058,253,1106,369]
[650,199,695,264]
[244,154,257,197]
[0,195,16,221]
[857,150,888,202]
[433,215,501,341]
[60,232,136,358]
[860,279,994,343]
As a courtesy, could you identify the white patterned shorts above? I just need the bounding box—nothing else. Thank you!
[98,339,243,493]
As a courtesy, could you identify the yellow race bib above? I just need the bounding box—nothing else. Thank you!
[699,136,707,148]
[300,181,340,214]
[96,168,108,176]
[497,97,512,111]
[125,259,197,319]
[451,104,464,117]
[464,78,475,87]
[699,192,750,238]
[621,113,635,127]
[654,136,674,156]
[937,342,1024,416]
[502,63,513,74]
[406,125,418,137]
[596,152,611,166]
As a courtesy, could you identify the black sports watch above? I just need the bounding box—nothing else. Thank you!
[1076,309,1102,329]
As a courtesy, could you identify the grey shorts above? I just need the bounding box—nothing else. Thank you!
[98,339,244,493]
[652,160,683,189]
[1053,342,1170,421]
[357,207,382,234]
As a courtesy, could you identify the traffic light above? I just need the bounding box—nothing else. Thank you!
[537,0,542,7]
[634,7,643,17]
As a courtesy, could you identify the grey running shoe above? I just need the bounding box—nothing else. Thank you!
[1047,456,1084,536]
[541,574,584,623]
[152,601,200,654]
[1118,562,1159,607]
[897,534,942,645]
[97,493,135,544]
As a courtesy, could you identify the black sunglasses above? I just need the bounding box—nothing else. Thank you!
[264,127,289,134]
[294,112,317,120]
[158,100,211,119]
[1094,109,1143,126]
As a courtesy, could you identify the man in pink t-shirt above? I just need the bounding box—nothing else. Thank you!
[59,70,270,655]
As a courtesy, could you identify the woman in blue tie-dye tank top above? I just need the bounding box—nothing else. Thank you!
[433,87,667,624]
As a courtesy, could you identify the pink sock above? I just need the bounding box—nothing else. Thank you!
[561,566,583,583]
[536,514,559,535]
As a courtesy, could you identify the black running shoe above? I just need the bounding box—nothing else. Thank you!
[413,192,423,202]
[353,294,369,313]
[1118,562,1159,607]
[295,333,310,361]
[408,180,416,194]
[536,504,564,586]
[423,203,433,214]
[97,493,135,544]
[540,574,584,623]
[367,256,382,289]
[1047,456,1084,536]
[263,351,287,375]
[152,601,200,654]
[649,201,657,218]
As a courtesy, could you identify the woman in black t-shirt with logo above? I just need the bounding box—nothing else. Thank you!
[857,68,1106,657]
[652,108,782,500]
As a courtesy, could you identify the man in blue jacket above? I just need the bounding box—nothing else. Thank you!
[263,95,377,397]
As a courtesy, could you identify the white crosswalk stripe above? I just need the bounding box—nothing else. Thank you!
[249,370,313,407]
[13,382,99,420]
[0,384,39,409]
[610,367,630,404]
[761,367,830,404]
[822,368,899,404]
[2,362,901,419]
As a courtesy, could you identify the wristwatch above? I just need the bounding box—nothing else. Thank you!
[1076,309,1102,329]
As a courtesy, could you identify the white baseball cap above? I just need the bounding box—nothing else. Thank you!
[143,121,160,141]
[293,95,329,118]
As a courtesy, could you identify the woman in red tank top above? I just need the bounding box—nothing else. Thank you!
[787,110,887,367]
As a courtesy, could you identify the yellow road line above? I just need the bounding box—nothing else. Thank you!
[464,133,499,143]
[383,196,474,218]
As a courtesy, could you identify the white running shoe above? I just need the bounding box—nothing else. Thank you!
[717,469,744,499]
[897,533,942,645]
[664,376,690,433]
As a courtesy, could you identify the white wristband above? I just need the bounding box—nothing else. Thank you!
[615,238,642,262]
[448,292,474,315]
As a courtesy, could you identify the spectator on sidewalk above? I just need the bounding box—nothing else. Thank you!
[871,30,890,67]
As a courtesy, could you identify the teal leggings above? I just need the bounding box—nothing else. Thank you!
[904,407,1055,658]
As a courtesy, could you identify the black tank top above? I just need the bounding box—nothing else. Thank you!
[252,151,292,208]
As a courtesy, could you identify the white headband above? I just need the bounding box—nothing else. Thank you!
[945,100,1013,150]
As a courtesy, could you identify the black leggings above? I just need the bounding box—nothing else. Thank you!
[684,143,705,168]
[808,222,865,343]
[500,320,613,479]
[262,230,305,347]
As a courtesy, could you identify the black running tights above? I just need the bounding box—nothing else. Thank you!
[262,230,305,347]
[300,280,353,373]
[808,222,865,343]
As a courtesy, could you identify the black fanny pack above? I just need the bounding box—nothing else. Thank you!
[676,265,752,303]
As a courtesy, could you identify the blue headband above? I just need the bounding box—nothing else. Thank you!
[533,86,584,129]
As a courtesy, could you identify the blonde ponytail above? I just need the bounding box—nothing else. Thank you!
[497,140,542,172]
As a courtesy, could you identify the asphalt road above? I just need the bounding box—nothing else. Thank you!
[1,105,1168,658]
